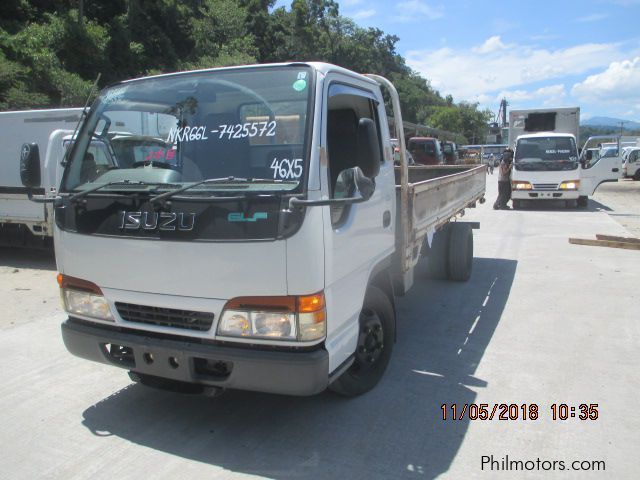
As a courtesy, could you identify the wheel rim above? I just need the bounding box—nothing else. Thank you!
[354,308,384,370]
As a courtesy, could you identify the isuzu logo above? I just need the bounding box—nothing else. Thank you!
[118,211,195,231]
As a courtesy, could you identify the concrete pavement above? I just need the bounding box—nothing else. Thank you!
[0,176,638,479]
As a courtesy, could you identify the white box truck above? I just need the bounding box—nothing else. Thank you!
[509,107,621,208]
[19,63,486,397]
[0,109,82,245]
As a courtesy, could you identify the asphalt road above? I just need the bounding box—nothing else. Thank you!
[0,177,638,479]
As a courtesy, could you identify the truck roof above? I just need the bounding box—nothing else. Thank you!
[120,62,378,87]
[509,107,580,114]
[516,132,577,140]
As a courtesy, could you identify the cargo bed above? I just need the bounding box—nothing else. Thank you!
[394,164,487,285]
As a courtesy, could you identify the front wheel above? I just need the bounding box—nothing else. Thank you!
[512,199,522,209]
[577,196,588,208]
[634,170,640,181]
[329,286,395,397]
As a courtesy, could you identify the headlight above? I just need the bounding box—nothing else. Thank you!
[559,180,580,190]
[218,293,326,342]
[512,181,532,190]
[219,310,296,339]
[57,274,114,321]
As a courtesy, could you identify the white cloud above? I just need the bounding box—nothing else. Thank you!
[575,13,609,22]
[406,37,628,103]
[352,8,376,19]
[395,1,444,21]
[529,33,559,41]
[571,57,640,105]
[472,36,508,54]
[495,84,567,107]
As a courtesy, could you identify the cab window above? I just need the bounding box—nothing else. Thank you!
[326,83,383,226]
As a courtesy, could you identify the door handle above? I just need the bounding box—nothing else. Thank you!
[612,168,619,172]
[383,210,391,228]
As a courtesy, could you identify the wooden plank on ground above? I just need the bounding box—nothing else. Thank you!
[595,234,640,245]
[569,238,640,251]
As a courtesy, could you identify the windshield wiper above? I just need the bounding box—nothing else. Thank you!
[149,177,296,204]
[69,180,165,203]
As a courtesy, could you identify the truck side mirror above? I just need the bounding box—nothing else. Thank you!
[20,143,41,188]
[334,166,374,201]
[352,166,375,200]
[357,118,381,178]
[288,166,374,209]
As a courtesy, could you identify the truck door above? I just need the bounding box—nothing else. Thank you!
[580,152,622,196]
[321,80,396,372]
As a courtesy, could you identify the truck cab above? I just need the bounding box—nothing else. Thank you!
[511,133,582,208]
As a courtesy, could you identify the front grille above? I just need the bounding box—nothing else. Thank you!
[115,302,214,331]
[532,183,559,190]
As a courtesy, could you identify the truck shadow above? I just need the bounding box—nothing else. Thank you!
[513,198,611,212]
[0,246,56,271]
[81,257,516,480]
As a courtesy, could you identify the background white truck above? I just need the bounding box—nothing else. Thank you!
[509,107,621,208]
[0,109,82,246]
[19,62,486,397]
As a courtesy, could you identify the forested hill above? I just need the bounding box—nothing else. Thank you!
[0,0,492,143]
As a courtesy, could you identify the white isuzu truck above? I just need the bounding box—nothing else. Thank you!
[509,107,621,208]
[0,109,82,245]
[19,63,485,396]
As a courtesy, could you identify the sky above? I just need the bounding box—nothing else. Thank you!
[273,0,640,122]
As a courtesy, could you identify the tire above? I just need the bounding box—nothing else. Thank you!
[329,286,395,397]
[426,225,451,279]
[634,170,640,181]
[512,199,522,210]
[447,223,473,282]
[565,199,577,209]
[577,196,588,208]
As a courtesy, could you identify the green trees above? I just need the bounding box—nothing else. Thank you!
[427,102,493,144]
[0,0,492,142]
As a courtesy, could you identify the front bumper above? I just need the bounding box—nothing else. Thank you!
[511,190,579,200]
[62,318,329,396]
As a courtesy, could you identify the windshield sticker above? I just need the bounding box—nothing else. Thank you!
[101,87,127,105]
[212,121,276,140]
[166,125,209,143]
[545,149,571,154]
[292,79,307,92]
[270,157,303,180]
[144,148,176,162]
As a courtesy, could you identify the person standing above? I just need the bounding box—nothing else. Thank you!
[493,148,513,210]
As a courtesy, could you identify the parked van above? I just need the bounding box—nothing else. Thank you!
[407,137,443,165]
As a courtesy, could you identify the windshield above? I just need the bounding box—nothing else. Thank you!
[514,136,578,171]
[62,66,313,195]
